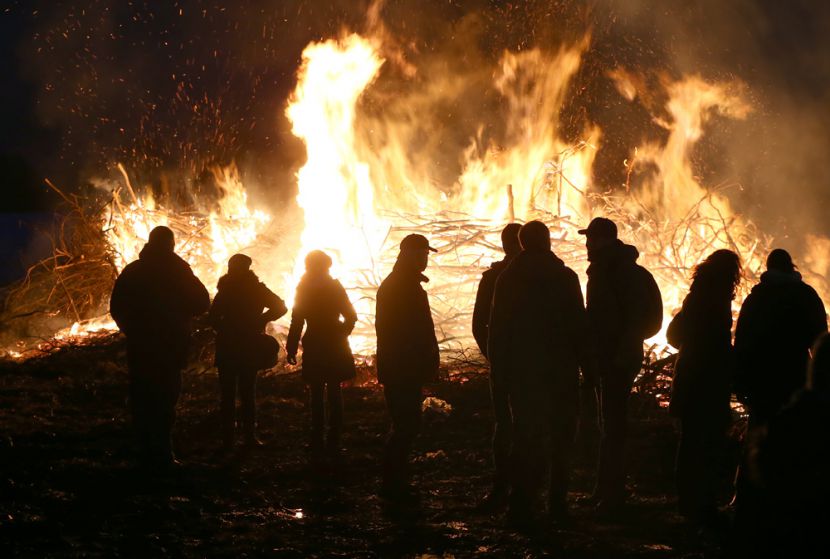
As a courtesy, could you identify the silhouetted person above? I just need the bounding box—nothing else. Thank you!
[376,234,439,501]
[208,254,286,450]
[489,221,587,526]
[110,226,210,468]
[740,332,830,557]
[472,222,521,509]
[580,217,661,517]
[667,249,741,526]
[287,250,357,463]
[735,249,827,426]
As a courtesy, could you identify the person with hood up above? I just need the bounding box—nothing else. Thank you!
[734,249,827,427]
[667,249,741,526]
[472,222,521,510]
[287,250,358,463]
[209,253,287,450]
[375,233,440,501]
[488,220,587,526]
[110,225,210,468]
[580,217,654,517]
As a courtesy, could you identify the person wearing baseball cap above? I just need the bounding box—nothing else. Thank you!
[375,233,439,502]
[578,216,653,518]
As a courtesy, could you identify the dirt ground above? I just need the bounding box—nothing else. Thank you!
[0,337,732,558]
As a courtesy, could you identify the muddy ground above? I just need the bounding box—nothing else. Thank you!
[0,338,733,558]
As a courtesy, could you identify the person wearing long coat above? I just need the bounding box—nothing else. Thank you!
[287,250,357,460]
[375,233,440,499]
[110,225,210,468]
[209,253,287,449]
[667,249,741,525]
[488,220,588,525]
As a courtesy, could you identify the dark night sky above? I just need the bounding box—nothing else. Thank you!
[1,0,829,238]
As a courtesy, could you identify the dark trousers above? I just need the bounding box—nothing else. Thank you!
[218,366,257,441]
[309,381,343,451]
[490,375,512,495]
[509,388,576,516]
[596,367,638,503]
[128,364,182,464]
[677,412,728,519]
[382,382,423,487]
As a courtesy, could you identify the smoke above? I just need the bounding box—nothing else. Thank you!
[10,0,830,272]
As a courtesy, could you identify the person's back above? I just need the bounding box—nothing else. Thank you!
[489,221,586,524]
[287,251,357,461]
[110,226,209,467]
[212,269,282,337]
[735,250,827,423]
[292,275,356,340]
[489,248,585,389]
[111,235,209,365]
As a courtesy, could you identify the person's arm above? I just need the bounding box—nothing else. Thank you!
[472,272,494,357]
[337,281,358,335]
[733,293,759,401]
[207,289,225,331]
[806,286,828,344]
[285,299,304,365]
[181,264,210,317]
[109,266,135,334]
[259,283,288,325]
[563,270,594,384]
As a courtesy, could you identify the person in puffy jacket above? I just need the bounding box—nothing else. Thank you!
[472,222,521,509]
[489,220,588,525]
[735,249,827,426]
[110,225,210,468]
[287,250,357,462]
[667,249,741,526]
[375,233,439,501]
[209,253,286,450]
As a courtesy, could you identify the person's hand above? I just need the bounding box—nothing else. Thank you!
[286,355,297,366]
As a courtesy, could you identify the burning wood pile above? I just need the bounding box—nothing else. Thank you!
[3,31,822,387]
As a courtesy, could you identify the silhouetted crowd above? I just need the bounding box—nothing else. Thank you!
[110,219,830,553]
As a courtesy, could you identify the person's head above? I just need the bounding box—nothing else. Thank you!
[808,332,830,392]
[501,223,522,256]
[692,249,742,299]
[304,250,333,276]
[227,253,252,275]
[397,233,436,272]
[147,225,175,252]
[518,221,551,252]
[767,248,796,274]
[578,217,617,253]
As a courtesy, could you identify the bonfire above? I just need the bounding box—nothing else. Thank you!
[3,32,824,394]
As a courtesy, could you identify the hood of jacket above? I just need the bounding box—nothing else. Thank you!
[586,239,639,275]
[759,268,803,285]
[217,269,260,292]
[508,248,566,279]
